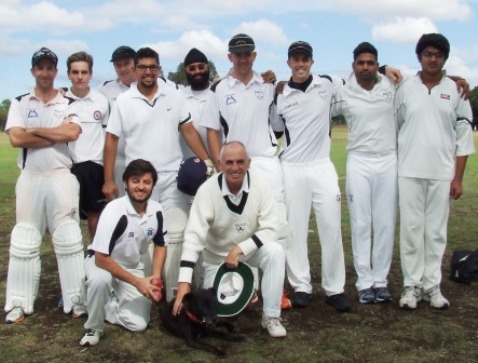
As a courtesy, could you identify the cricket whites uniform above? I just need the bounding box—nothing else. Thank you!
[200,71,284,204]
[107,81,192,301]
[331,73,397,292]
[84,196,168,333]
[179,170,285,318]
[395,73,475,291]
[180,86,211,160]
[5,90,85,316]
[98,79,130,197]
[272,74,346,296]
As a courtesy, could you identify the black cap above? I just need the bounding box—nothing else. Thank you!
[228,33,255,54]
[288,41,313,58]
[177,157,208,196]
[110,46,136,62]
[184,48,208,67]
[31,47,58,67]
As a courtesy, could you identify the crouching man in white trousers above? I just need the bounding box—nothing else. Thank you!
[79,159,168,346]
[173,142,287,338]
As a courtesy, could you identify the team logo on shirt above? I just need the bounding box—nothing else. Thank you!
[147,228,153,237]
[235,223,246,232]
[440,94,451,100]
[336,194,341,202]
[284,101,298,110]
[93,110,102,120]
[128,232,134,238]
[254,91,264,100]
[27,109,39,118]
[54,110,63,119]
[317,90,327,100]
[225,94,236,105]
[383,91,393,102]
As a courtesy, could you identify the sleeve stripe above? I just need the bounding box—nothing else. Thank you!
[251,235,263,248]
[180,260,196,269]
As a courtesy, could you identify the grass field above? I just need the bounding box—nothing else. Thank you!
[0,129,477,363]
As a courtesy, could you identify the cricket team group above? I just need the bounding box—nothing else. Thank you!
[3,31,475,346]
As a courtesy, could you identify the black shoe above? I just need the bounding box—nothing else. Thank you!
[326,293,351,313]
[290,292,313,308]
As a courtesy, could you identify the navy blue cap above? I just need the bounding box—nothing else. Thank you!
[177,157,208,196]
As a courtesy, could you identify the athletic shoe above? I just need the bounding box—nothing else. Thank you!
[326,293,351,313]
[290,292,313,308]
[261,316,287,338]
[374,287,393,303]
[281,290,292,310]
[79,329,102,346]
[422,286,450,310]
[358,288,376,304]
[399,286,422,310]
[72,305,88,319]
[5,307,24,324]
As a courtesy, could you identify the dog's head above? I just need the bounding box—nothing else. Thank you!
[183,288,219,326]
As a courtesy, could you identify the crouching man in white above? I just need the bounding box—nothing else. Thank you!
[173,141,287,338]
[80,159,168,346]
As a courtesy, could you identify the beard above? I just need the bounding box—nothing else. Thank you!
[186,70,210,90]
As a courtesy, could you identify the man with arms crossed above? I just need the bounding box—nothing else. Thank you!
[395,33,474,310]
[4,47,86,323]
[173,141,287,337]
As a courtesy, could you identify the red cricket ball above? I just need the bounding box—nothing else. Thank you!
[150,277,163,301]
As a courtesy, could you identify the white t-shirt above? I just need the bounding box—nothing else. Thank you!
[66,88,109,164]
[271,74,343,163]
[395,73,475,180]
[331,72,397,155]
[200,71,277,158]
[106,82,191,172]
[6,89,80,172]
[180,86,211,159]
[89,195,168,269]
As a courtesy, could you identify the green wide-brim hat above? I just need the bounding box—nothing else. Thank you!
[213,262,254,317]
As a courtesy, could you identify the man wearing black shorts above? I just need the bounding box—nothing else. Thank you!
[66,51,110,240]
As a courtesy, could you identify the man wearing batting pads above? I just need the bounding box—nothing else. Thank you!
[80,159,167,346]
[4,47,86,324]
[395,33,475,310]
[103,47,211,301]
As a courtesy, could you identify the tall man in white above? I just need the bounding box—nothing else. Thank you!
[173,141,287,338]
[200,33,289,253]
[4,47,86,323]
[271,41,351,312]
[395,33,475,310]
[103,47,211,301]
[331,42,397,304]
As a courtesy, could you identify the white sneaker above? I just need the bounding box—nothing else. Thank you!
[399,286,422,310]
[261,316,287,338]
[423,286,450,309]
[79,329,102,346]
[5,307,24,324]
[72,305,88,319]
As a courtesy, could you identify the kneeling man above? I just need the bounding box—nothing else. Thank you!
[173,141,287,337]
[80,159,168,346]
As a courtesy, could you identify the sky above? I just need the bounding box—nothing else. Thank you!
[1,0,478,101]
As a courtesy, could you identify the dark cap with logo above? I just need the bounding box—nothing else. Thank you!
[288,41,313,58]
[110,46,136,62]
[177,157,209,196]
[228,33,255,54]
[31,47,58,67]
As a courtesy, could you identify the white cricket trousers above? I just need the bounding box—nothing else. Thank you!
[83,255,151,333]
[398,177,450,290]
[346,152,397,291]
[202,242,285,318]
[282,159,346,296]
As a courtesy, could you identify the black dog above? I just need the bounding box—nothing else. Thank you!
[159,288,245,357]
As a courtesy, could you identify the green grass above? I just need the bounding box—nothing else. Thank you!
[1,128,478,363]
